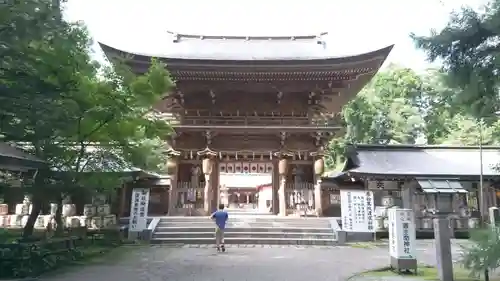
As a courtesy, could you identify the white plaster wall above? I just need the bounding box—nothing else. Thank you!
[219,173,272,188]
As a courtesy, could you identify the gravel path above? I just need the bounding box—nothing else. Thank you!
[39,240,468,281]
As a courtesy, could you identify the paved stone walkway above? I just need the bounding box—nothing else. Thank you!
[40,240,468,281]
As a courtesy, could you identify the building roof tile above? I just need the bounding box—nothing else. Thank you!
[343,144,500,178]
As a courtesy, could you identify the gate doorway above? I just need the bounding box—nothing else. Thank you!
[218,161,273,213]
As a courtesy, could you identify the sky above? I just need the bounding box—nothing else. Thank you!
[63,0,488,71]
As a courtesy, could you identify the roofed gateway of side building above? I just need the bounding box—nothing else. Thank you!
[100,32,393,217]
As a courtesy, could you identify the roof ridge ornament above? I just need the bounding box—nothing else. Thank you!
[166,30,329,42]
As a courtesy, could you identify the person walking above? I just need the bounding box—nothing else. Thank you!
[210,204,228,252]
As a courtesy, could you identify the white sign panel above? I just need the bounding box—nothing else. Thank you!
[388,208,416,259]
[129,188,150,232]
[340,190,375,232]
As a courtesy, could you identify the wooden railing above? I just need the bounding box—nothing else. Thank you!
[176,182,205,209]
[285,183,315,211]
[155,113,340,127]
[174,182,316,213]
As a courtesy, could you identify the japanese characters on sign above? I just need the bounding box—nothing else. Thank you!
[340,190,375,232]
[388,208,416,259]
[388,208,397,257]
[129,188,150,232]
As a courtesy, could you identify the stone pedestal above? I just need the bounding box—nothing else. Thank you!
[401,182,413,209]
[434,215,454,281]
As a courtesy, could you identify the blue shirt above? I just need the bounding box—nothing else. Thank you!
[211,210,229,230]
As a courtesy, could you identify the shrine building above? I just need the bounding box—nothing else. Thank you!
[100,32,393,216]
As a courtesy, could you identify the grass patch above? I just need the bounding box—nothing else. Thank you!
[39,245,137,277]
[361,265,498,281]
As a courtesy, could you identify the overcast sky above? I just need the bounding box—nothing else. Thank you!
[64,0,487,70]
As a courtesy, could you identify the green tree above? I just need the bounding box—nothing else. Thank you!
[325,66,429,169]
[0,0,174,236]
[461,227,500,281]
[411,1,500,120]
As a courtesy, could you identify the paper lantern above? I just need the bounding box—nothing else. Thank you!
[314,158,325,175]
[278,158,288,175]
[202,158,213,174]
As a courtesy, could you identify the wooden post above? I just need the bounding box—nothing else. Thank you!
[118,183,126,218]
[198,147,218,215]
[166,148,181,216]
[311,150,325,217]
[272,159,280,215]
[211,158,220,211]
[202,157,214,215]
[166,157,179,215]
[278,157,289,216]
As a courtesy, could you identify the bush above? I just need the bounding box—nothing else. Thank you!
[460,226,500,279]
[0,228,122,278]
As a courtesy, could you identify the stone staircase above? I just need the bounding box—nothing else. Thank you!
[151,215,338,245]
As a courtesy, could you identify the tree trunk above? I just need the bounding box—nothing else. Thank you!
[54,194,63,236]
[22,196,41,238]
[22,169,47,238]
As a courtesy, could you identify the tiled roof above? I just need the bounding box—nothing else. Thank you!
[99,32,393,62]
[344,144,500,178]
[0,142,46,170]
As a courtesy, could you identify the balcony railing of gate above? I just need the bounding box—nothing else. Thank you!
[176,182,205,209]
[285,183,315,213]
[156,113,341,128]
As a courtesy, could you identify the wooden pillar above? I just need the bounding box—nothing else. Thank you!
[211,158,219,210]
[197,148,218,215]
[312,152,325,217]
[278,157,289,216]
[118,183,126,217]
[272,159,279,215]
[166,156,179,215]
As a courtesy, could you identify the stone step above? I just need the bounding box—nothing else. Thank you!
[154,226,334,233]
[156,223,331,230]
[159,216,329,220]
[153,231,336,240]
[157,219,331,224]
[150,237,338,245]
[157,219,331,225]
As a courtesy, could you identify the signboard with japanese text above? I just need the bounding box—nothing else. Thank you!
[340,190,375,232]
[388,208,416,259]
[128,188,150,232]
